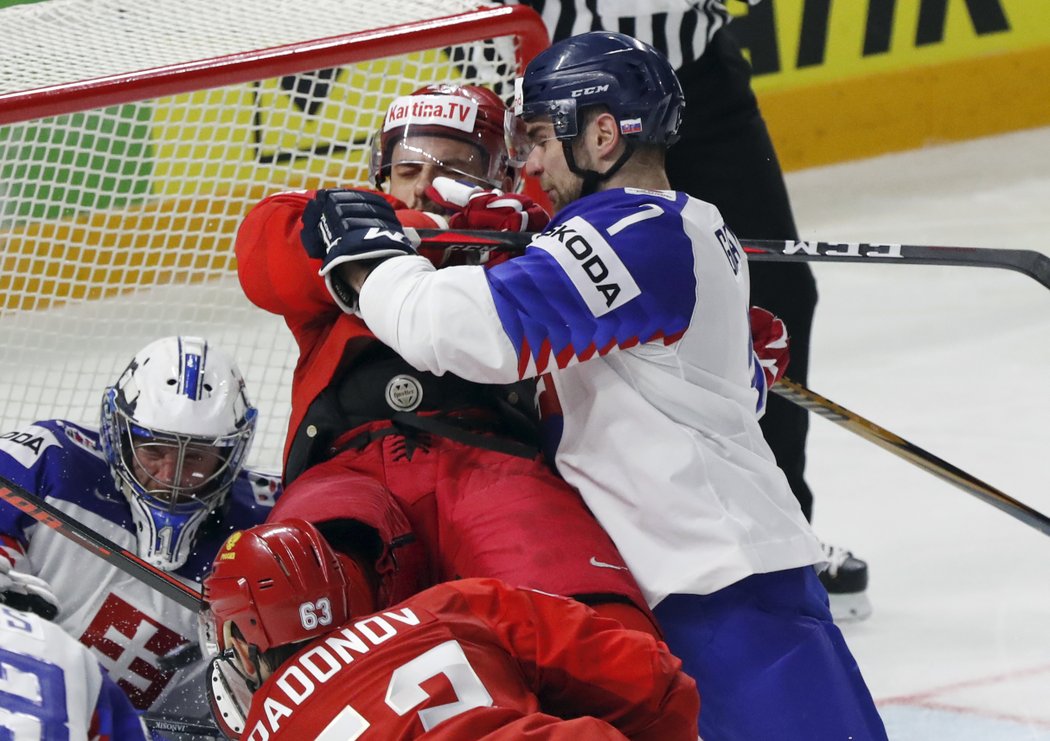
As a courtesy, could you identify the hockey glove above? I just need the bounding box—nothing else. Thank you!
[0,559,58,620]
[300,188,417,311]
[426,176,550,232]
[750,305,790,387]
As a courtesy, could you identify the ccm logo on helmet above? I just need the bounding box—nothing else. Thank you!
[571,85,610,97]
[533,216,640,316]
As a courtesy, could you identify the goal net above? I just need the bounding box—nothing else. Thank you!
[0,0,547,471]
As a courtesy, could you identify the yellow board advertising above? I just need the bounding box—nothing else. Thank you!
[727,0,1050,169]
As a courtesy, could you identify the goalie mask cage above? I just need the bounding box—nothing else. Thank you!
[0,0,547,470]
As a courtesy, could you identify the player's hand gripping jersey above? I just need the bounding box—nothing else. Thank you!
[0,604,150,740]
[0,419,280,719]
[238,578,698,740]
[357,189,825,605]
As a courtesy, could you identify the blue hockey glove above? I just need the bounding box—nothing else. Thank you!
[300,188,416,268]
[300,189,417,311]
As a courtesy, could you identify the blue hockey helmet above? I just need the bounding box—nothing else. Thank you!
[514,31,685,147]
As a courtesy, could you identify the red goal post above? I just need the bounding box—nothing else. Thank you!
[0,0,549,470]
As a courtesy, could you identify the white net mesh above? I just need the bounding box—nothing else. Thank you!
[0,0,543,470]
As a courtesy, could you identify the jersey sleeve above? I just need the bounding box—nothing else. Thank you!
[487,198,699,377]
[358,192,702,382]
[91,672,151,741]
[235,189,336,326]
[455,579,700,740]
[0,606,150,741]
[0,422,66,567]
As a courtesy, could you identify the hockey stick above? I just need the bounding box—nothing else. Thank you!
[774,378,1050,537]
[408,229,1050,290]
[142,713,222,739]
[0,475,202,611]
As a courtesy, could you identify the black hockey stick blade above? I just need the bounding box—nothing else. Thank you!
[407,229,1050,290]
[0,474,203,611]
[142,712,222,739]
[773,378,1050,537]
[741,239,1050,290]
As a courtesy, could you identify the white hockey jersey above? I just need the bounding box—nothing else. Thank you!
[0,604,149,740]
[360,188,824,606]
[0,419,281,722]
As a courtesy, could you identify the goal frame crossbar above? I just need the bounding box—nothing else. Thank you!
[0,4,548,126]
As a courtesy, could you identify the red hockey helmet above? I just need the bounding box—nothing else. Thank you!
[200,519,349,656]
[369,83,527,190]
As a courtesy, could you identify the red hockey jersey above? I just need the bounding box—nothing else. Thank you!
[239,578,698,740]
[235,189,442,466]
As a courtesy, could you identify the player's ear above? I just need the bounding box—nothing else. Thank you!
[592,112,621,159]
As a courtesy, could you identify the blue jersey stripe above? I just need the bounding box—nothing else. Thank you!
[486,190,698,376]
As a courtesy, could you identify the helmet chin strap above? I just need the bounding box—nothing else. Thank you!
[562,139,636,198]
[245,645,268,691]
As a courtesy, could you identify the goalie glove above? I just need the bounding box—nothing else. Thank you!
[0,558,58,620]
[426,176,550,233]
[300,189,417,311]
[750,305,790,387]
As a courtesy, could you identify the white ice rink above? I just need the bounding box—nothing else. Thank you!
[785,125,1050,739]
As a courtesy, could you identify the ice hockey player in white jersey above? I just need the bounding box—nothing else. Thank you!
[0,336,280,727]
[300,31,888,741]
[0,598,149,740]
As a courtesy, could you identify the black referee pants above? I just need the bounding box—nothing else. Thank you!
[666,29,819,520]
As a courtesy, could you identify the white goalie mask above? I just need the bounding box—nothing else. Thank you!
[100,336,257,571]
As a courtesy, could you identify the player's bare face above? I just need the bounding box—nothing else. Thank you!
[131,440,223,503]
[523,120,580,212]
[388,135,490,211]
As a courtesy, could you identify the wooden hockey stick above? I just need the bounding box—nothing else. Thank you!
[774,378,1050,537]
[0,475,202,611]
[408,229,1050,290]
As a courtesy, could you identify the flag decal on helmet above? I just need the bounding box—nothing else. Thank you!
[620,118,643,135]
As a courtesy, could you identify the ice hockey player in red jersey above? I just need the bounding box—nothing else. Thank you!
[235,82,658,638]
[199,519,699,740]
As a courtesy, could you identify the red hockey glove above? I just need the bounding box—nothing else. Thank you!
[750,305,790,387]
[425,176,550,233]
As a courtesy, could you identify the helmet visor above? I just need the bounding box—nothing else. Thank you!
[370,92,524,190]
[388,133,496,188]
[512,99,579,163]
[513,75,580,141]
[113,407,253,510]
[198,604,225,659]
